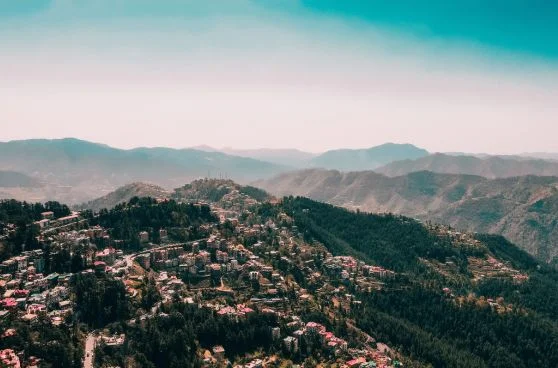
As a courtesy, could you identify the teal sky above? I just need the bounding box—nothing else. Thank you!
[3,0,557,60]
[301,1,558,61]
[1,1,557,153]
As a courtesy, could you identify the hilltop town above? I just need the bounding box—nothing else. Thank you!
[0,181,406,368]
[0,179,554,368]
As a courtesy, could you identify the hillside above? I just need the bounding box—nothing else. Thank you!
[5,193,558,367]
[172,179,272,210]
[256,169,488,214]
[273,197,558,368]
[79,182,171,212]
[0,170,41,188]
[0,171,45,203]
[310,143,429,171]
[0,138,287,203]
[376,153,558,178]
[281,196,541,273]
[256,169,558,262]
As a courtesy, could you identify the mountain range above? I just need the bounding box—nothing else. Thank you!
[255,169,558,263]
[376,153,558,178]
[5,137,558,262]
[197,142,429,170]
[0,138,288,203]
[311,143,429,171]
[219,147,317,167]
[0,139,433,203]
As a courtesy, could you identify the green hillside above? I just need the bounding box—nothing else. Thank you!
[277,197,558,368]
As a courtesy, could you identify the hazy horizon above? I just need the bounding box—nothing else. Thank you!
[3,137,558,158]
[2,1,557,154]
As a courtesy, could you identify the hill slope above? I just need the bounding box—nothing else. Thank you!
[376,153,558,178]
[172,179,272,208]
[310,143,429,171]
[273,197,558,368]
[0,138,287,203]
[0,170,41,188]
[79,182,171,212]
[256,169,558,262]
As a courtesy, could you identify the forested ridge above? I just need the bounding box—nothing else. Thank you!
[85,197,217,250]
[281,197,473,272]
[279,196,558,368]
[4,193,558,367]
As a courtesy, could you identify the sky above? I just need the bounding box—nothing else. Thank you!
[1,0,558,154]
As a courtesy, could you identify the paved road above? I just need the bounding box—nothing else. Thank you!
[103,240,203,278]
[83,333,96,368]
[124,240,208,269]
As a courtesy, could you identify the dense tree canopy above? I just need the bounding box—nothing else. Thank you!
[87,197,216,250]
[282,197,477,272]
[279,196,558,368]
[97,303,279,367]
[0,199,70,260]
[74,273,129,328]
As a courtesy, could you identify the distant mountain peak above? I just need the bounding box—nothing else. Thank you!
[310,143,429,171]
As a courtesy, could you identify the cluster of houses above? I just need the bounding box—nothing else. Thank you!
[99,333,126,347]
[322,256,395,293]
[233,358,266,368]
[428,226,530,284]
[467,255,529,282]
[156,272,186,303]
[0,189,409,367]
[133,232,290,296]
[0,247,74,325]
[0,250,45,277]
[0,349,41,368]
[324,256,394,281]
[0,348,26,368]
[345,354,400,368]
[33,211,82,234]
[283,321,349,354]
[208,303,255,321]
[0,273,73,325]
